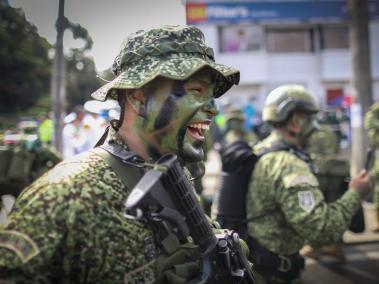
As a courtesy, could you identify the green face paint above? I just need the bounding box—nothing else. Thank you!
[137,68,219,167]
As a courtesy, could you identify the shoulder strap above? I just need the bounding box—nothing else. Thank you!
[255,140,291,157]
[256,140,315,173]
[90,145,144,191]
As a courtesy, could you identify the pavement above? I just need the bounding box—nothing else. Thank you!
[301,242,379,284]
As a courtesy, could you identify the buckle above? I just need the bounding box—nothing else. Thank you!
[278,255,292,273]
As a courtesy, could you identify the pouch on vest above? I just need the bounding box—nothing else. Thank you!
[0,146,13,179]
[0,145,35,196]
[8,146,35,180]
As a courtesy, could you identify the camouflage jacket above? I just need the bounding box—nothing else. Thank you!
[0,128,157,283]
[246,131,361,255]
[305,124,339,157]
[364,102,379,147]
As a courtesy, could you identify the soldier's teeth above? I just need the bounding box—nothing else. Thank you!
[189,123,209,130]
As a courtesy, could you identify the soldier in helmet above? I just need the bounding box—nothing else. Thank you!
[222,108,258,147]
[244,85,372,283]
[364,102,379,232]
[0,26,249,283]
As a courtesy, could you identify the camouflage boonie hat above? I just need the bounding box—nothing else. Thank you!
[91,25,240,101]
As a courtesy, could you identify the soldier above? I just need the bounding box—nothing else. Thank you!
[244,85,372,283]
[301,124,348,262]
[222,108,258,147]
[0,120,61,224]
[0,26,248,283]
[364,101,379,232]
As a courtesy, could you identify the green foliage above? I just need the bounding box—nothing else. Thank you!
[0,1,102,116]
[65,49,102,111]
[0,1,52,113]
[23,95,51,117]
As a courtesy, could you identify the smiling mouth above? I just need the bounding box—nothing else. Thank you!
[187,121,210,140]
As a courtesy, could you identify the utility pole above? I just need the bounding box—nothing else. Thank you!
[348,0,373,175]
[50,0,66,153]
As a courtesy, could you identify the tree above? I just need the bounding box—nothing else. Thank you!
[0,1,51,113]
[65,49,102,111]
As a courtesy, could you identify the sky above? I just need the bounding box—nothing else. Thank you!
[9,0,187,71]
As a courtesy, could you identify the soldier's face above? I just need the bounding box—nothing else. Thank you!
[139,68,218,164]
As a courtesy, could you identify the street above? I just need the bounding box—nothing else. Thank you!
[301,242,379,284]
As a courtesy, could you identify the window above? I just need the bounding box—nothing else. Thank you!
[326,88,344,106]
[320,25,349,50]
[266,28,313,52]
[219,25,264,53]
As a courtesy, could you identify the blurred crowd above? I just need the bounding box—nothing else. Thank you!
[208,101,352,153]
[0,99,120,224]
[62,99,120,159]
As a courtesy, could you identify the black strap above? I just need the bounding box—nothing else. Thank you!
[90,142,145,191]
[256,140,315,173]
[248,236,304,280]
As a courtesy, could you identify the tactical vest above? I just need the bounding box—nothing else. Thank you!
[215,140,314,239]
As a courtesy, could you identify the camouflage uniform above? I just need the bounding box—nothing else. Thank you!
[0,129,157,283]
[0,26,241,283]
[247,131,360,283]
[364,102,379,231]
[248,131,360,254]
[302,124,349,261]
[0,121,61,197]
[222,108,258,147]
[305,124,344,202]
[305,124,339,156]
[246,85,362,283]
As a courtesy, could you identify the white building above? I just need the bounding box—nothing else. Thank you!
[186,0,379,111]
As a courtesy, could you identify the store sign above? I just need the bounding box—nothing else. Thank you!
[186,1,379,24]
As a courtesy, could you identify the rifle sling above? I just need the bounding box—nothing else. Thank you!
[90,145,144,191]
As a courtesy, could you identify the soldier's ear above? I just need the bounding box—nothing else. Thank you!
[288,112,304,132]
[131,89,146,106]
[127,89,146,118]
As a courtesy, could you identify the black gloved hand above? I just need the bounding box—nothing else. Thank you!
[220,141,256,175]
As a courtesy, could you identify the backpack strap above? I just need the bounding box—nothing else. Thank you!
[216,139,314,238]
[90,143,145,191]
[255,140,291,157]
[257,140,315,173]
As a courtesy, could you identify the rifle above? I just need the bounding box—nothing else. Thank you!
[125,153,256,284]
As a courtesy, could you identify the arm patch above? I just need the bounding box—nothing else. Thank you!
[0,230,40,263]
[298,191,316,212]
[283,173,319,189]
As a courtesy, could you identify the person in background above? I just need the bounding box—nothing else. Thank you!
[244,85,372,283]
[222,107,258,147]
[364,101,379,232]
[301,123,349,262]
[37,113,54,145]
[62,105,86,159]
[0,119,61,225]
